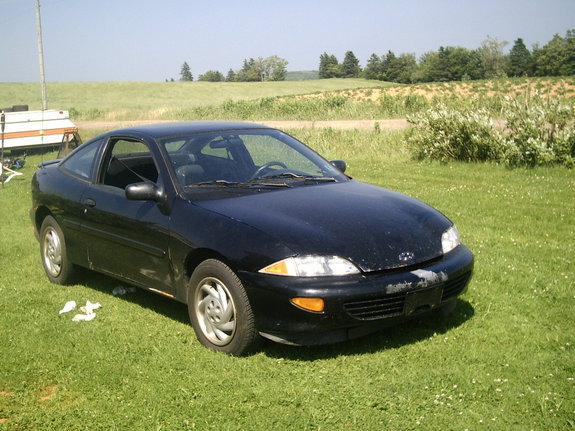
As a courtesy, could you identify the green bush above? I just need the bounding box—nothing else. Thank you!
[407,104,504,163]
[407,94,575,167]
[502,94,575,167]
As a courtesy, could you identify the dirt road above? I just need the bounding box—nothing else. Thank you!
[76,119,409,131]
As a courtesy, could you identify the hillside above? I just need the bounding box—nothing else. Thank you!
[1,77,572,122]
[0,79,384,113]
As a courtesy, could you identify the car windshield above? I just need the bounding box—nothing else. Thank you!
[160,129,348,189]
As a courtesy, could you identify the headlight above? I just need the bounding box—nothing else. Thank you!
[441,225,461,254]
[259,255,360,277]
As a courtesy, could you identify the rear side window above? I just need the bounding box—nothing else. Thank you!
[60,139,103,180]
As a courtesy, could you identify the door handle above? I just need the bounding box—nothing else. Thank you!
[83,198,96,208]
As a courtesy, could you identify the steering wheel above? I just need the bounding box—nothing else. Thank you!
[250,161,288,179]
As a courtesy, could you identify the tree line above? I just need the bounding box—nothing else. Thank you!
[177,55,288,82]
[320,30,575,83]
[174,29,574,83]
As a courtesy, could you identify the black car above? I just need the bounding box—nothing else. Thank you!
[31,122,473,355]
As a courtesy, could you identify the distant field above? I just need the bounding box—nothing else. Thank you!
[0,78,386,114]
[1,77,572,122]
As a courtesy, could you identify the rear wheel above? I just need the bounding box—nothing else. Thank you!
[40,215,76,284]
[188,259,259,355]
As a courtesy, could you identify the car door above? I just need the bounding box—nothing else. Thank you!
[80,137,174,295]
[46,137,106,268]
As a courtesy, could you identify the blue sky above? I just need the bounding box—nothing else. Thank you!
[1,0,574,82]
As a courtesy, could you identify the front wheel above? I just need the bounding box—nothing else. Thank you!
[187,259,260,355]
[40,215,76,284]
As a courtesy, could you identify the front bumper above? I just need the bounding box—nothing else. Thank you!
[239,245,474,345]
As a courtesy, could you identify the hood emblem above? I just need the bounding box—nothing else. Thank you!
[398,251,415,263]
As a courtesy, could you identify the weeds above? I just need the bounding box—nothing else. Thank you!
[407,92,575,167]
[407,105,504,163]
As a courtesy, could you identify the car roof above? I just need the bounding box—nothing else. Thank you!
[104,121,272,140]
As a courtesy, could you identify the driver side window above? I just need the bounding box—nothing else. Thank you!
[102,139,159,189]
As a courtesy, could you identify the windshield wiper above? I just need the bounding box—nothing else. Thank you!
[187,180,242,188]
[186,179,290,189]
[249,172,337,182]
[249,181,291,188]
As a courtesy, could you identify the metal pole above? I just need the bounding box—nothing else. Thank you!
[35,0,48,111]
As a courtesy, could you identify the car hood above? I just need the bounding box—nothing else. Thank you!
[195,181,452,272]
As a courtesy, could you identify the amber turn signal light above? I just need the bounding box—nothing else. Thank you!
[290,297,325,312]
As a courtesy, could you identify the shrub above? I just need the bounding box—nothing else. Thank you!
[502,93,575,167]
[407,94,575,167]
[407,104,504,163]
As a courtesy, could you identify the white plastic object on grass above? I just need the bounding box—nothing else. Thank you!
[72,313,97,322]
[58,301,77,314]
[80,300,102,314]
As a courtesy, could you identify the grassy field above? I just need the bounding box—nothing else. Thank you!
[2,77,573,122]
[0,79,387,120]
[0,128,573,430]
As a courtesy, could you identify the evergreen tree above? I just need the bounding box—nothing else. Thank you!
[235,58,261,81]
[341,51,361,77]
[534,30,575,76]
[226,68,236,82]
[364,53,383,80]
[463,50,485,80]
[319,53,340,78]
[534,34,565,76]
[394,53,417,83]
[381,51,398,81]
[327,55,342,77]
[438,46,479,81]
[180,62,193,81]
[506,38,532,77]
[319,52,330,79]
[562,29,575,76]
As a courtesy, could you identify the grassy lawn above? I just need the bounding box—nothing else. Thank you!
[0,128,573,430]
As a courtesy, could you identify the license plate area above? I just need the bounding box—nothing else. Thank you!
[404,286,443,315]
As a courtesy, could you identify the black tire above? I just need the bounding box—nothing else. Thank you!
[187,259,260,355]
[39,215,76,284]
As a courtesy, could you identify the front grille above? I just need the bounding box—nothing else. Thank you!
[343,292,406,320]
[343,272,472,320]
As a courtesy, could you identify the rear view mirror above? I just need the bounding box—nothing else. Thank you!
[125,182,163,202]
[330,160,347,173]
[209,137,243,149]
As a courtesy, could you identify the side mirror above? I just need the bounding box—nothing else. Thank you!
[125,182,163,202]
[330,160,347,173]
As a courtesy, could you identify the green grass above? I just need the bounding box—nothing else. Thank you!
[0,129,573,430]
[0,79,386,120]
[3,78,572,123]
